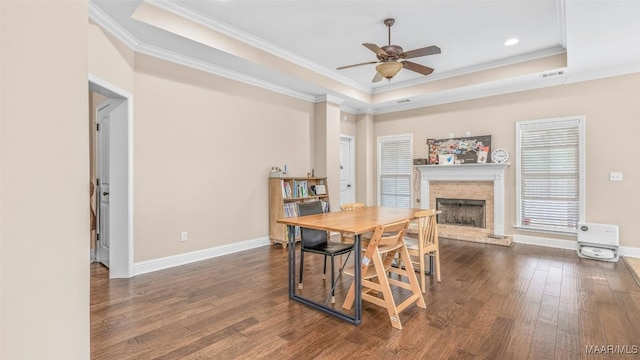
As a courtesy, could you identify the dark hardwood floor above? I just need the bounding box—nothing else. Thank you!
[91,239,640,359]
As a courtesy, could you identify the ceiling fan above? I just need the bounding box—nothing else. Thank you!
[337,18,441,82]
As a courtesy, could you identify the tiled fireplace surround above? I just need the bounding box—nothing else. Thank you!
[415,164,512,246]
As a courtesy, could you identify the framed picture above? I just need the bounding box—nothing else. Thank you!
[426,135,492,164]
[427,138,438,164]
[439,154,455,165]
[477,150,488,163]
[314,184,326,195]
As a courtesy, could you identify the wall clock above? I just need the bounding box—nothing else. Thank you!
[491,148,509,164]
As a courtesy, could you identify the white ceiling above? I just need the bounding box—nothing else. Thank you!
[91,0,640,113]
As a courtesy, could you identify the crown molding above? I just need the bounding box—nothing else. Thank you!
[89,1,139,49]
[372,70,568,115]
[371,62,640,115]
[88,1,316,103]
[315,94,345,105]
[563,63,640,86]
[136,43,317,102]
[144,0,372,94]
[556,0,568,49]
[340,104,358,114]
[372,46,567,94]
[89,0,638,117]
[355,108,376,116]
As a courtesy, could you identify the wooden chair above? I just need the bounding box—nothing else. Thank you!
[297,202,354,304]
[340,202,366,211]
[403,209,441,292]
[339,203,371,244]
[342,219,426,330]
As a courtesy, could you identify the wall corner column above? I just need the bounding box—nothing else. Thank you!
[313,95,343,211]
[356,111,375,206]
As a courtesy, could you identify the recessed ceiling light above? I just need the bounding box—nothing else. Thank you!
[504,38,519,46]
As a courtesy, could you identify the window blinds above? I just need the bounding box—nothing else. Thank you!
[378,135,412,208]
[518,118,582,231]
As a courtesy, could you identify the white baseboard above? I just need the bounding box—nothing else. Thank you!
[620,246,640,258]
[513,234,640,257]
[134,236,271,276]
[513,234,578,250]
[90,249,96,262]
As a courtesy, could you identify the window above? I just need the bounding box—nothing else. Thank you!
[516,116,585,233]
[378,134,412,208]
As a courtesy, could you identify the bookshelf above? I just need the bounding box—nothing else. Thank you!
[268,177,330,250]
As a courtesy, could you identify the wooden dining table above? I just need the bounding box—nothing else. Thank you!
[277,206,423,325]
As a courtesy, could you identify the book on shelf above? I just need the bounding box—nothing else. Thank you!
[281,180,292,198]
[283,202,299,218]
[321,200,330,213]
[292,180,309,198]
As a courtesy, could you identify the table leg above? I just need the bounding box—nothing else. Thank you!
[286,226,361,325]
[354,234,362,324]
[288,225,295,298]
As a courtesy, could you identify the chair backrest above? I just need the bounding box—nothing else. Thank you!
[340,202,366,211]
[414,209,438,249]
[297,202,327,248]
[364,219,410,270]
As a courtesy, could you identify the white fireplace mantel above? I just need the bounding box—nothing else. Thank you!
[415,163,509,236]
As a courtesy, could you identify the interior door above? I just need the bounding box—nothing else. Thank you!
[96,102,111,267]
[339,136,355,205]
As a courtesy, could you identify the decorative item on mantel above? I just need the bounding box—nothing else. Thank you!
[270,166,283,177]
[427,135,492,164]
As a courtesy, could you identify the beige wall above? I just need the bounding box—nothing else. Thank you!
[1,1,90,358]
[339,111,357,136]
[356,113,376,205]
[88,20,134,94]
[375,73,640,247]
[133,54,314,261]
[88,23,316,262]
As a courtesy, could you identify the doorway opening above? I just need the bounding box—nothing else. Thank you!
[89,75,133,278]
[339,135,355,206]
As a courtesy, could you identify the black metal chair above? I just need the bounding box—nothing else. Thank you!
[297,201,353,304]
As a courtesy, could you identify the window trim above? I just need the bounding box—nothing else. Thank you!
[377,133,413,208]
[515,115,586,234]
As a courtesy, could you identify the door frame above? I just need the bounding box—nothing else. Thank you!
[95,99,113,267]
[339,135,356,205]
[89,74,134,278]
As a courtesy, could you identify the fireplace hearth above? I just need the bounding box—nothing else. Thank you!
[415,163,512,246]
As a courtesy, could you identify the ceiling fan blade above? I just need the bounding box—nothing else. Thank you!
[336,60,379,70]
[362,43,388,57]
[402,45,441,59]
[403,61,434,75]
[372,72,384,83]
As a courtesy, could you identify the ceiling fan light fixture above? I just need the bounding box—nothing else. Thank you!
[376,61,403,79]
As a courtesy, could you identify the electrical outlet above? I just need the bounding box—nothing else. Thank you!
[181,231,188,242]
[610,172,623,181]
[466,131,471,137]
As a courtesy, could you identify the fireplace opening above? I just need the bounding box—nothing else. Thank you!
[436,198,486,228]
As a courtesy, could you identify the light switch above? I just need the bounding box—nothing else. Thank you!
[610,172,623,181]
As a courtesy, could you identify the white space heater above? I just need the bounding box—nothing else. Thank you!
[577,222,619,262]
